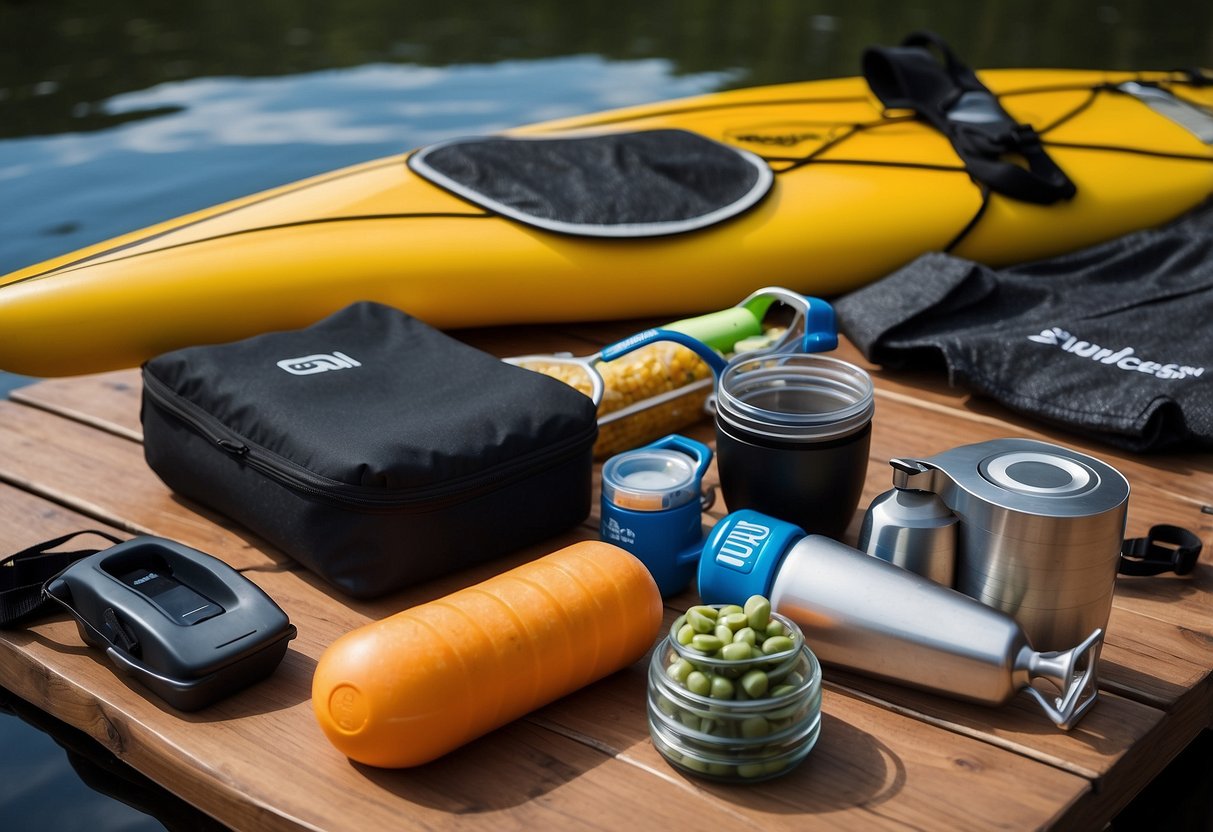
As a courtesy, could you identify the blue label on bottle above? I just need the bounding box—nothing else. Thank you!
[699,510,804,604]
[712,518,772,573]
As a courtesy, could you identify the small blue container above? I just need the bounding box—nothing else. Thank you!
[600,435,714,597]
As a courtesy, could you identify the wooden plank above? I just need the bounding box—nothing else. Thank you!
[562,596,1158,821]
[11,369,143,441]
[0,401,279,571]
[0,629,745,832]
[277,566,1106,779]
[814,672,1160,781]
[1105,568,1213,717]
[9,340,1213,826]
[655,577,1213,821]
[0,480,128,554]
[535,664,1090,830]
[1112,564,1213,634]
[1059,696,1213,829]
[815,662,1210,830]
[1101,605,1213,709]
[0,525,1090,832]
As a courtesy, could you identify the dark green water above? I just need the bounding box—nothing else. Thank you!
[1,3,1210,829]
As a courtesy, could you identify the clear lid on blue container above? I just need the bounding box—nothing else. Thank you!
[602,448,701,512]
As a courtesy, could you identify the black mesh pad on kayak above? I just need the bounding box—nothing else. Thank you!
[407,129,773,237]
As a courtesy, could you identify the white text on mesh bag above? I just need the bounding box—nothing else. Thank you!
[1027,328,1205,380]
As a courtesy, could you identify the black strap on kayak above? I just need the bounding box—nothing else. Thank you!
[1119,524,1203,577]
[0,530,124,627]
[862,31,1077,205]
[1177,68,1213,87]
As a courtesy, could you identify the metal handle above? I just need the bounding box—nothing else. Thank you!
[735,287,838,354]
[1016,628,1102,730]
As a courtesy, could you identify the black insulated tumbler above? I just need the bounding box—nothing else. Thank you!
[714,354,875,539]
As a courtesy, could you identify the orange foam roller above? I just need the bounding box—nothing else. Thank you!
[312,540,663,767]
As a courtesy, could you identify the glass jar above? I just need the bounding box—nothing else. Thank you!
[646,609,822,782]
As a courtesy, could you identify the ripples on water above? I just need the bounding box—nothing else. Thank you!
[0,56,735,273]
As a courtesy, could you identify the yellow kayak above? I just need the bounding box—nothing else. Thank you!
[3,61,1213,376]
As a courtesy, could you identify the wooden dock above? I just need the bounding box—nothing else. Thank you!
[0,319,1209,830]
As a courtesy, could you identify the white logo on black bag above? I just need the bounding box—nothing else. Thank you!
[1028,327,1205,380]
[277,352,361,376]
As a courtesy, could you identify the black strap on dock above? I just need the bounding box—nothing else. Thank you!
[862,31,1077,205]
[1120,524,1203,576]
[0,530,123,626]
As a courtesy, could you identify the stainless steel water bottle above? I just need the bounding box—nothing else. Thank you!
[699,510,1101,729]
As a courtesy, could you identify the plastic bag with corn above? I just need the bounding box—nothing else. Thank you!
[520,330,783,459]
[513,288,837,459]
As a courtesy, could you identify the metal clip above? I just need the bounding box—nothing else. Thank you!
[1019,628,1102,730]
[735,286,838,355]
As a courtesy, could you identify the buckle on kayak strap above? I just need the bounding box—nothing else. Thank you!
[862,31,1076,205]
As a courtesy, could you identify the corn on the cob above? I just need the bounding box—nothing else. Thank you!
[594,342,715,457]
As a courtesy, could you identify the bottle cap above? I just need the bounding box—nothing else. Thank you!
[602,448,702,512]
[698,510,805,603]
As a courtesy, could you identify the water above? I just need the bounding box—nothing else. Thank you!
[1,3,1211,829]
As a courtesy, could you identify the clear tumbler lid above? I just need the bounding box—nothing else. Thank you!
[716,353,875,443]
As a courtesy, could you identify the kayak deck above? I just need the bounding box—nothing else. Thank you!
[3,70,1212,377]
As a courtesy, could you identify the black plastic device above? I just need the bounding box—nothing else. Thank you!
[43,536,297,711]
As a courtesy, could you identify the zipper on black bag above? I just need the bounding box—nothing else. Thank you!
[142,371,595,511]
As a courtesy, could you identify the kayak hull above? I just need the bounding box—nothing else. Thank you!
[4,69,1212,376]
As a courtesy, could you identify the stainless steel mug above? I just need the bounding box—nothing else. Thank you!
[862,439,1130,652]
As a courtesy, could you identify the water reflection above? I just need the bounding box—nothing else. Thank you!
[4,1,1212,140]
[0,57,733,273]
